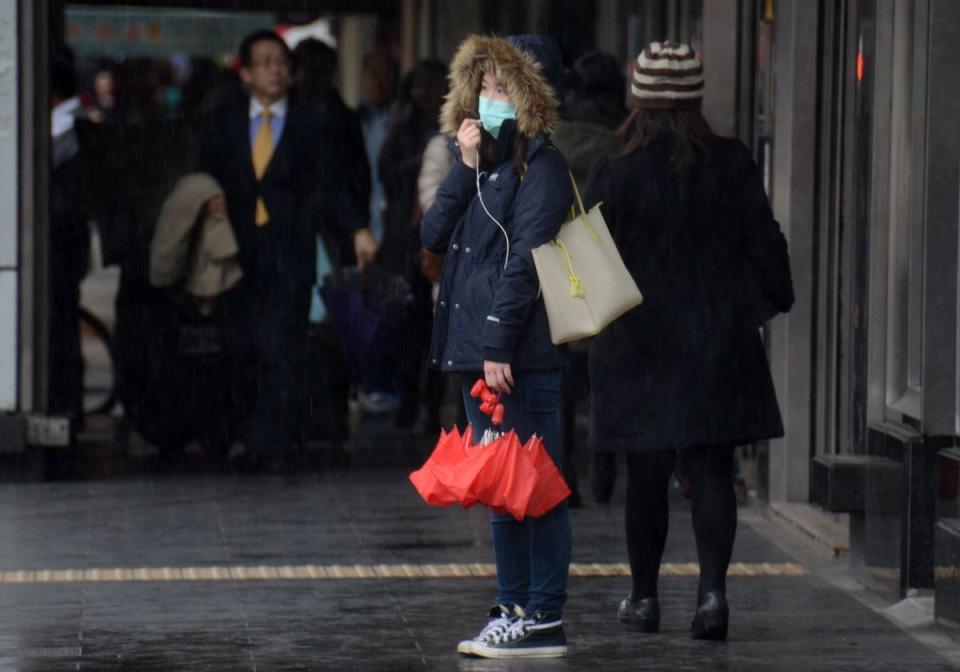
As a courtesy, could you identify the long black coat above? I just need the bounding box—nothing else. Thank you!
[585,136,794,452]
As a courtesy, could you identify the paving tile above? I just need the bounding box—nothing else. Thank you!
[0,469,949,669]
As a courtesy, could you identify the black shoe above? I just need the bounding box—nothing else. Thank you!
[467,608,567,659]
[618,596,660,632]
[691,591,728,640]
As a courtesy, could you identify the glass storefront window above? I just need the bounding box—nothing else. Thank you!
[883,0,927,422]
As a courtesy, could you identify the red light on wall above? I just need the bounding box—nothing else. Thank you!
[856,36,864,82]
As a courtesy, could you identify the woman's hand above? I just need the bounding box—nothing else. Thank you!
[457,119,482,169]
[484,360,514,394]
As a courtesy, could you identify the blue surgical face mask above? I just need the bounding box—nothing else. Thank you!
[478,96,516,139]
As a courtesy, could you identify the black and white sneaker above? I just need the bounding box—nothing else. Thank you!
[456,604,520,655]
[467,608,567,659]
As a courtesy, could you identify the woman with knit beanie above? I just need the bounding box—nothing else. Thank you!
[421,34,573,658]
[585,42,795,640]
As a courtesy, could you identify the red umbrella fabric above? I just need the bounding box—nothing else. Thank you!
[410,425,540,520]
[409,379,572,520]
[522,434,572,517]
[467,430,538,520]
[408,427,469,506]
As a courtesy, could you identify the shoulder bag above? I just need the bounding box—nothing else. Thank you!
[531,174,643,344]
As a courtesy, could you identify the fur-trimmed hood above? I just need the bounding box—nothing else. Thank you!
[440,35,560,139]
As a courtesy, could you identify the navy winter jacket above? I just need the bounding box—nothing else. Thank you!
[421,124,572,372]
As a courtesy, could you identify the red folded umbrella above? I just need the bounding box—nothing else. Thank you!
[409,428,567,520]
[409,427,469,506]
[522,435,572,518]
[409,379,572,520]
[410,425,534,518]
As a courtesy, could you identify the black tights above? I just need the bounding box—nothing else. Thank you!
[625,445,737,603]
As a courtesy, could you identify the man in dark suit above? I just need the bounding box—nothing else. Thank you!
[200,30,377,469]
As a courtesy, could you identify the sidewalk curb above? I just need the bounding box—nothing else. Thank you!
[766,501,849,557]
[749,500,960,668]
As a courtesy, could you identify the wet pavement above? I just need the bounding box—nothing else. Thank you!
[0,467,955,671]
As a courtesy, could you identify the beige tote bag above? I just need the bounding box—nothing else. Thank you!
[531,175,643,345]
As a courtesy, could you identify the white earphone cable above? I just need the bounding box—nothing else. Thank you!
[475,147,510,270]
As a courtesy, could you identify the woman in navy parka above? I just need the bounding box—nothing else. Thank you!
[420,34,573,659]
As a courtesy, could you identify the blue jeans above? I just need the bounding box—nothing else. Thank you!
[461,370,571,617]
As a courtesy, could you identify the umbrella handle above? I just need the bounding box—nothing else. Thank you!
[469,378,488,399]
[471,378,505,426]
[471,379,501,405]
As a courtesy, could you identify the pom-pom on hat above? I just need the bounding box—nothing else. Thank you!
[630,41,704,109]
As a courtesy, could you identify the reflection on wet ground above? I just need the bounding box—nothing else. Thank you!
[0,471,953,670]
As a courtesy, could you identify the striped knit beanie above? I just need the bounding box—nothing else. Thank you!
[630,41,704,109]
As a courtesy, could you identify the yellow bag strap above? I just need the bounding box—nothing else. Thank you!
[570,172,586,218]
[521,162,594,240]
[553,238,585,298]
[567,173,598,241]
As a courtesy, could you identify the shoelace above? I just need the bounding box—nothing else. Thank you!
[489,616,536,645]
[476,614,513,641]
[476,613,514,642]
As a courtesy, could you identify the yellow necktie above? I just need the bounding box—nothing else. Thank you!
[252,108,274,226]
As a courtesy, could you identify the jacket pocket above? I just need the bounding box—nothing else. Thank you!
[480,171,518,225]
[464,263,499,322]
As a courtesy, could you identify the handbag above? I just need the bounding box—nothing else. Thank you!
[531,174,643,344]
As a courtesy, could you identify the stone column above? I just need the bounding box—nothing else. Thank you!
[0,0,18,411]
[766,0,819,502]
[700,0,738,138]
[338,14,378,108]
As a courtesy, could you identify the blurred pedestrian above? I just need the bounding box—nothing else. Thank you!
[584,42,795,640]
[377,59,447,428]
[292,38,371,268]
[422,34,573,659]
[181,59,243,122]
[358,52,398,243]
[551,50,628,507]
[417,134,453,292]
[198,29,375,471]
[87,68,130,126]
[49,44,91,428]
[379,60,447,277]
[355,51,400,413]
[553,51,626,192]
[416,103,456,436]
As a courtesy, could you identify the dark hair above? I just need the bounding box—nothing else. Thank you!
[406,59,447,113]
[292,38,338,97]
[476,126,528,178]
[50,44,76,101]
[238,30,291,68]
[571,51,624,100]
[294,38,337,69]
[617,106,714,170]
[512,135,529,176]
